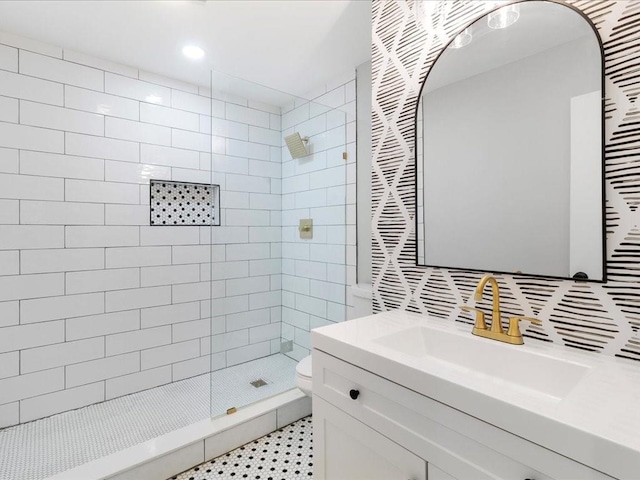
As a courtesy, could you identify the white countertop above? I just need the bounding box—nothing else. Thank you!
[312,310,640,480]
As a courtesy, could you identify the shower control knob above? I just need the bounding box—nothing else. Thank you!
[349,389,360,400]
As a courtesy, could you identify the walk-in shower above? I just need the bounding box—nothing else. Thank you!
[0,47,353,478]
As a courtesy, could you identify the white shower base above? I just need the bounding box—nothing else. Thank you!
[0,354,297,480]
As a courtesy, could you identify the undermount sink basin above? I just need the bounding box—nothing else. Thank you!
[372,326,590,400]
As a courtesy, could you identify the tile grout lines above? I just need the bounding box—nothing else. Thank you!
[172,416,313,480]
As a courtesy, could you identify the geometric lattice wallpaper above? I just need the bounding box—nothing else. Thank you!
[371,0,640,361]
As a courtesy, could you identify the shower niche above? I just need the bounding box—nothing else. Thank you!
[150,179,221,226]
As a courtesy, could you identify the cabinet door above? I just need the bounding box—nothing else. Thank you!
[314,396,426,480]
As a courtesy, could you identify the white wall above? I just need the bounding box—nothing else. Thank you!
[0,31,283,427]
[421,38,599,277]
[280,72,356,361]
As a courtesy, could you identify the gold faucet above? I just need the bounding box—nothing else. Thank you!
[475,275,503,335]
[459,274,541,345]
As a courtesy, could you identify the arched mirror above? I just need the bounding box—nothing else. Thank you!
[415,1,604,281]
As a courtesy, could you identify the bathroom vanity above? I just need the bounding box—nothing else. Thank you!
[311,310,640,480]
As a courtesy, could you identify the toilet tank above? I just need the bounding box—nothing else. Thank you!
[347,283,373,320]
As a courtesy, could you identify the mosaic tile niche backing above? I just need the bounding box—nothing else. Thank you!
[150,179,220,226]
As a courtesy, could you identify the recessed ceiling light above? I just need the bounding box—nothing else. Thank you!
[182,45,205,60]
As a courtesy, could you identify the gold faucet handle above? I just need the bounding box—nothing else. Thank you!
[459,306,487,330]
[507,316,541,338]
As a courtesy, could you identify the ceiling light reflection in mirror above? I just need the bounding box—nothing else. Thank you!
[414,2,521,50]
[488,4,520,30]
[450,27,472,49]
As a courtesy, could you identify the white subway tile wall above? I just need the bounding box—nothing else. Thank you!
[0,32,260,428]
[280,74,356,362]
[0,31,355,428]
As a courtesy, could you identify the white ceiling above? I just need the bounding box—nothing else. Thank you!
[0,0,371,98]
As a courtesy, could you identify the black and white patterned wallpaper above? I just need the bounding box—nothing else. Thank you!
[150,180,220,226]
[371,0,640,361]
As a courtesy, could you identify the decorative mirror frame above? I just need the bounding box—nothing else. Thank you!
[413,0,607,282]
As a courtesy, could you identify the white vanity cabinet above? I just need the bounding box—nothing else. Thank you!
[312,349,614,480]
[314,397,426,480]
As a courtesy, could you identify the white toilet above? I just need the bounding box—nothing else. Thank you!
[295,355,312,397]
[295,285,373,397]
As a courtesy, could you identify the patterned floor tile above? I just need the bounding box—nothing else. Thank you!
[171,416,313,480]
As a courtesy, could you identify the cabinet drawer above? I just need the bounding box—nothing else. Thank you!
[314,396,426,480]
[313,349,613,480]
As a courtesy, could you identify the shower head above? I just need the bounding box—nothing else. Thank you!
[284,132,310,159]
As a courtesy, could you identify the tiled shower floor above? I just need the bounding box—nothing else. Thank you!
[0,354,297,480]
[172,416,313,480]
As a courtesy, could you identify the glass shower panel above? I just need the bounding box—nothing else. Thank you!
[208,70,348,418]
[280,98,349,359]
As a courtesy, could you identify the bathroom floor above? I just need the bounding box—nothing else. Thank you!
[171,416,313,480]
[0,354,296,480]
